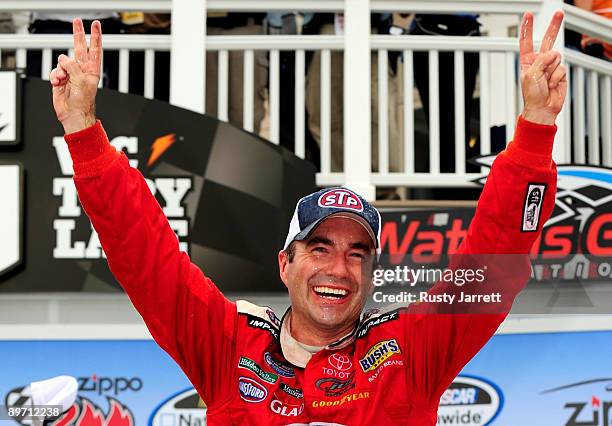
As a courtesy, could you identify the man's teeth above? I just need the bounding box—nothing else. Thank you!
[313,286,348,297]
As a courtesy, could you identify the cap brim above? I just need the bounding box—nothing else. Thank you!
[291,211,377,249]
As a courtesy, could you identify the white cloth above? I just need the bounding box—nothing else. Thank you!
[12,12,31,34]
[30,376,78,413]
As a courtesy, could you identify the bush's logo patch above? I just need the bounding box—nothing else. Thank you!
[318,189,364,212]
[359,339,401,372]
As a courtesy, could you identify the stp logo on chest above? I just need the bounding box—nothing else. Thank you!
[318,189,364,212]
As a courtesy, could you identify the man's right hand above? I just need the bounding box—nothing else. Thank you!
[50,19,102,134]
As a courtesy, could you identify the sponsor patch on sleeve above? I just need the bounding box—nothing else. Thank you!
[522,183,547,232]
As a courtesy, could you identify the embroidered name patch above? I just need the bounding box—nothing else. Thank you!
[522,184,546,232]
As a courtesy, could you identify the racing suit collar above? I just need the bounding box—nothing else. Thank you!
[279,307,359,368]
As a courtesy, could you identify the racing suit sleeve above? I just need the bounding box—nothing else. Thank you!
[403,116,558,409]
[64,121,237,407]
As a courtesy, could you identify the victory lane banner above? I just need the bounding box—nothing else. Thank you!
[0,76,316,293]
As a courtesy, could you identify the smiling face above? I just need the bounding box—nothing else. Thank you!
[278,216,376,344]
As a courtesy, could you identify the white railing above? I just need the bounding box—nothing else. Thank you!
[565,50,612,167]
[562,4,612,168]
[1,0,611,199]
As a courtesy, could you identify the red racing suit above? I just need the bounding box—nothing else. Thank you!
[65,116,557,425]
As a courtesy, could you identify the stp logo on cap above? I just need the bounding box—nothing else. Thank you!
[318,189,364,212]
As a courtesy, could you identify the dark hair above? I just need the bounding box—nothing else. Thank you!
[284,241,297,262]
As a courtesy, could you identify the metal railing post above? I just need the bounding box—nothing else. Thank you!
[170,0,207,113]
[534,0,568,163]
[343,0,375,200]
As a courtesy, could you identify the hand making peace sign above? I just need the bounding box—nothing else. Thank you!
[50,19,102,134]
[519,11,568,126]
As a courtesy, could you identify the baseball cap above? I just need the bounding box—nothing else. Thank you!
[284,187,381,254]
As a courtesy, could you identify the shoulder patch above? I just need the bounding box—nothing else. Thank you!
[522,183,547,232]
[356,307,404,339]
[236,300,272,318]
[237,300,280,340]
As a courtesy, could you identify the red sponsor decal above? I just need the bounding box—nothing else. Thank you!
[381,218,467,264]
[51,398,134,426]
[328,353,352,371]
[318,189,364,212]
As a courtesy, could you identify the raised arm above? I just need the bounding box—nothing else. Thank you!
[404,11,567,408]
[49,19,237,406]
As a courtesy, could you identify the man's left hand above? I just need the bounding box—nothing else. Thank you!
[519,11,568,126]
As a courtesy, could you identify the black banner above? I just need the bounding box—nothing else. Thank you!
[0,77,316,292]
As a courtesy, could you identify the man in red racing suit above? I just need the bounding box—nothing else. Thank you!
[50,11,567,426]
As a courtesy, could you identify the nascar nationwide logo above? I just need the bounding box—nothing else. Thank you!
[437,376,503,425]
[149,388,206,426]
[359,339,401,373]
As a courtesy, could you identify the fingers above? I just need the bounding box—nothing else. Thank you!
[88,20,103,69]
[544,52,561,79]
[531,50,558,74]
[58,54,83,78]
[72,19,88,63]
[520,12,534,59]
[49,65,68,86]
[549,63,567,89]
[539,10,564,52]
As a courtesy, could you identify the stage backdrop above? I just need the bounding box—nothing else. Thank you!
[1,72,611,295]
[0,74,316,293]
[1,331,611,426]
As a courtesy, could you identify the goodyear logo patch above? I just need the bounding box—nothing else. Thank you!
[359,339,401,373]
